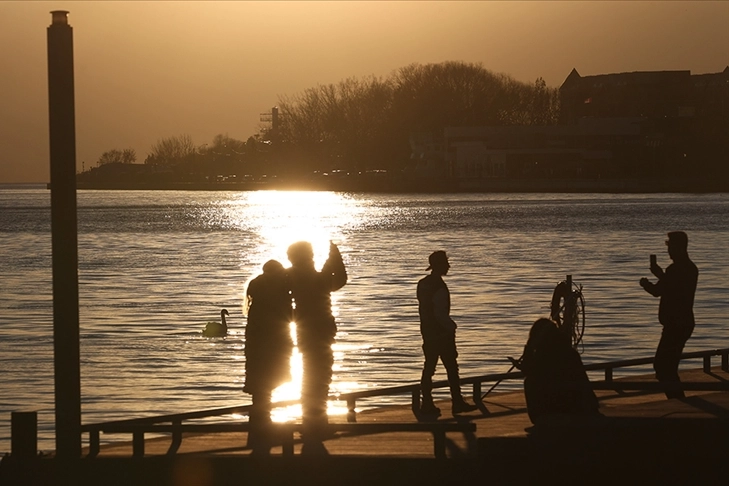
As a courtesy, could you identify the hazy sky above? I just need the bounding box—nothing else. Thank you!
[2,1,727,183]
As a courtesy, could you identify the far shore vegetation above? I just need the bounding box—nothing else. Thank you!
[78,61,729,188]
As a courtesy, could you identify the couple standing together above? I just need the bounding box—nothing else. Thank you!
[243,244,475,447]
[243,240,346,448]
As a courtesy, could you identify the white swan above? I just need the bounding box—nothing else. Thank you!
[202,309,229,337]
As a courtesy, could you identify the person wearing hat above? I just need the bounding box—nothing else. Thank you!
[640,231,699,399]
[416,250,478,417]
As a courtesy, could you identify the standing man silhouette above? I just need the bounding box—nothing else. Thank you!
[287,240,347,445]
[640,231,698,399]
[417,250,478,417]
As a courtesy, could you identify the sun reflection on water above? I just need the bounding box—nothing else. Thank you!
[229,190,362,266]
[268,331,350,422]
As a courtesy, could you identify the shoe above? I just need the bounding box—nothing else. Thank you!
[452,399,478,414]
[419,403,441,417]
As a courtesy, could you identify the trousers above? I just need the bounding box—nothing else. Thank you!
[654,325,694,399]
[420,334,462,402]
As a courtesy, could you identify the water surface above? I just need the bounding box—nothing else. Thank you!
[1,187,727,452]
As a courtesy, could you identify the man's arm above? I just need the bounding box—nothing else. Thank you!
[322,241,347,291]
[640,277,663,297]
[650,264,664,279]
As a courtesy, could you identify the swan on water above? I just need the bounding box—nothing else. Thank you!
[202,309,229,337]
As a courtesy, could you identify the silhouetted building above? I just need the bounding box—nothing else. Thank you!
[559,67,729,180]
[560,69,693,123]
[559,67,729,124]
[408,132,448,178]
[692,67,729,119]
[444,118,644,180]
[420,67,729,184]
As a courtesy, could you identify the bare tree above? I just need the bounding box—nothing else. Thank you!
[210,133,246,155]
[97,148,136,166]
[278,62,563,173]
[146,134,195,166]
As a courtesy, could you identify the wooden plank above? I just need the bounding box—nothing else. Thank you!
[590,381,729,391]
[95,421,476,458]
[100,422,474,434]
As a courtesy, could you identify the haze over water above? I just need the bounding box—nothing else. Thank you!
[1,186,728,453]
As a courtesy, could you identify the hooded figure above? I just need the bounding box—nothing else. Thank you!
[516,318,599,425]
[244,259,293,450]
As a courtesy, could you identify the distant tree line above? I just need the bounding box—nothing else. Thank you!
[86,61,560,181]
[96,148,137,166]
[276,62,559,175]
[89,132,264,182]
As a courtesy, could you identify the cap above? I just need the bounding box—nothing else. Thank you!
[426,250,449,271]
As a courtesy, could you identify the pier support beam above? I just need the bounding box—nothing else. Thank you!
[47,10,81,460]
[11,411,37,460]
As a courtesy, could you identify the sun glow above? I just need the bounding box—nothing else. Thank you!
[232,190,361,267]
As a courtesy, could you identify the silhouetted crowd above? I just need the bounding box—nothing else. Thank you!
[239,231,697,453]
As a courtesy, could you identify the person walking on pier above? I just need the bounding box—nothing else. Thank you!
[243,259,293,452]
[640,231,698,399]
[417,250,478,418]
[287,240,347,444]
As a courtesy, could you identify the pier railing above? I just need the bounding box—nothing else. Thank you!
[343,347,729,421]
[80,347,729,449]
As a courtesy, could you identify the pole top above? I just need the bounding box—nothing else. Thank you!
[50,11,69,25]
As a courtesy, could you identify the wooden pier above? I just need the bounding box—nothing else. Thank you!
[3,363,729,485]
[80,367,729,457]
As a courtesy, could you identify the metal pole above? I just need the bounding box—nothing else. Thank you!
[564,274,574,346]
[47,10,81,459]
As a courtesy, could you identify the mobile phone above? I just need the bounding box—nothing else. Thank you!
[650,254,657,266]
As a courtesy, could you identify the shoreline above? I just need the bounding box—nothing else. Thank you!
[60,177,729,193]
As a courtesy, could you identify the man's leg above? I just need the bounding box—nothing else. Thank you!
[301,341,334,432]
[440,335,462,399]
[248,390,272,452]
[251,390,272,421]
[441,336,477,413]
[420,341,440,414]
[654,327,693,399]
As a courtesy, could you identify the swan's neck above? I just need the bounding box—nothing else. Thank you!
[221,314,227,326]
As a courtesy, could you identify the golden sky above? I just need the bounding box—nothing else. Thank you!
[1,1,727,182]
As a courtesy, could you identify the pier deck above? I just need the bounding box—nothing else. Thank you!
[3,367,728,485]
[86,367,729,458]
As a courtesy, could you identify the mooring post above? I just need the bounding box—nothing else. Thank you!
[11,411,38,461]
[47,10,81,460]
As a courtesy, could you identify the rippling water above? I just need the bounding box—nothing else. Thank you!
[1,185,728,453]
